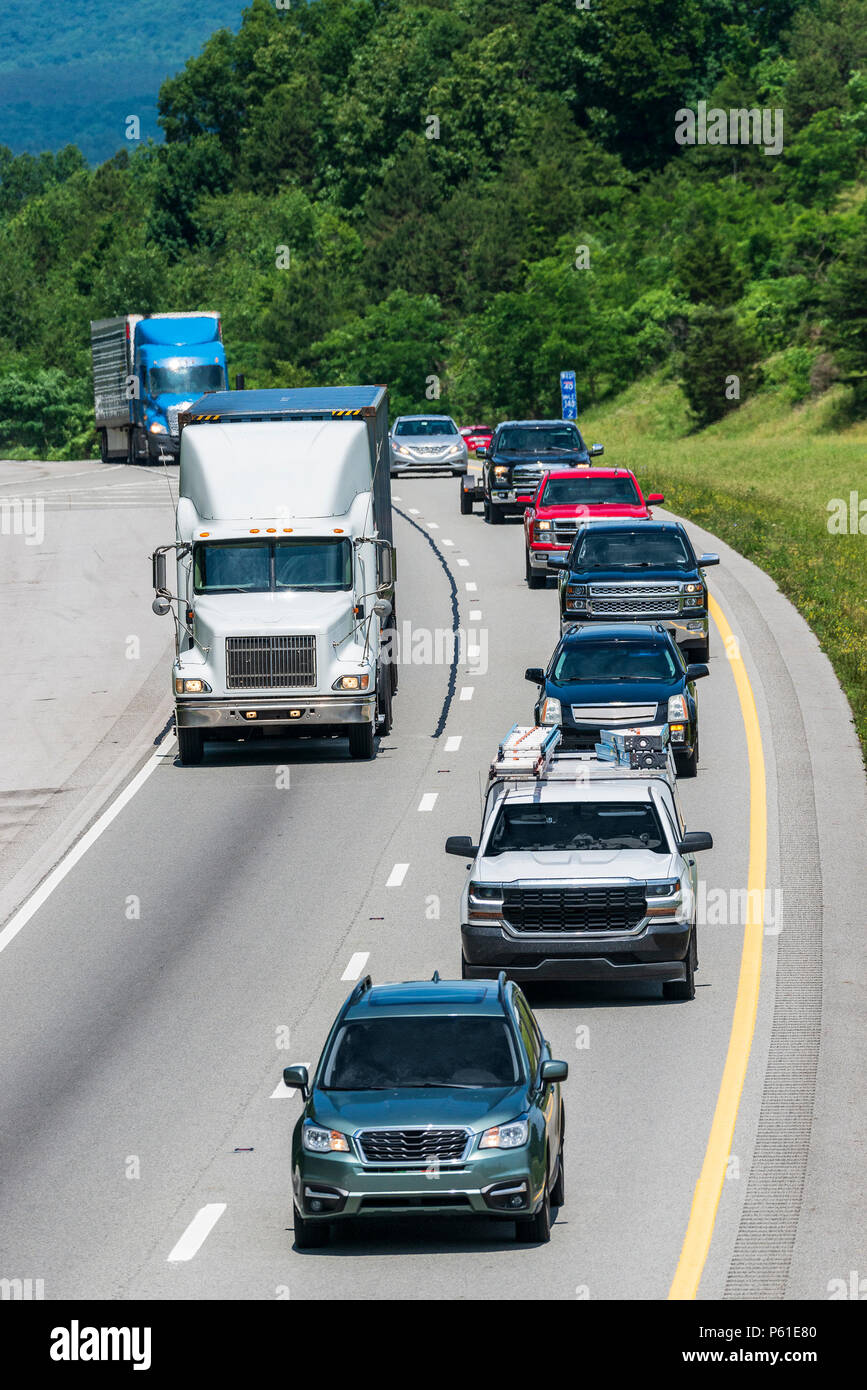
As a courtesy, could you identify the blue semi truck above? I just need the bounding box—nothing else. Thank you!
[90,312,228,464]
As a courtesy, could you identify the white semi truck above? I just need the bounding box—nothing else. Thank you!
[151,387,396,764]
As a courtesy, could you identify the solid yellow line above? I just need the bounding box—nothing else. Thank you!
[668,592,767,1299]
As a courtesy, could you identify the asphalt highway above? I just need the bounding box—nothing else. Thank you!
[0,465,863,1301]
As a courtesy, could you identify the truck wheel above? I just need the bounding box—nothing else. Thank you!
[99,430,109,463]
[460,484,473,515]
[525,549,545,589]
[489,501,504,525]
[348,722,375,760]
[127,429,143,466]
[293,1205,329,1249]
[376,666,393,735]
[177,727,204,765]
[675,735,698,779]
[516,1169,551,1243]
[663,930,697,1001]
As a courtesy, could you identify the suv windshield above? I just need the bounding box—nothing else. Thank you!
[194,538,352,592]
[321,1017,521,1089]
[573,529,692,570]
[147,364,225,396]
[394,418,457,436]
[553,642,679,683]
[541,477,639,506]
[498,426,581,452]
[488,801,668,853]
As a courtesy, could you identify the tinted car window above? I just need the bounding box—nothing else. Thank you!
[541,477,639,506]
[488,801,668,853]
[498,426,582,452]
[552,642,678,683]
[321,1017,521,1089]
[514,998,541,1074]
[573,529,693,569]
[395,418,457,436]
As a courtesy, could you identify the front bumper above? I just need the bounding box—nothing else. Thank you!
[148,435,180,461]
[293,1150,541,1221]
[391,455,467,474]
[527,543,568,571]
[175,694,375,730]
[462,919,691,983]
[560,611,709,648]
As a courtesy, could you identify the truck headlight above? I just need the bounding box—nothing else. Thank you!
[668,694,688,721]
[565,584,586,611]
[149,421,167,434]
[682,582,704,607]
[493,466,509,478]
[539,696,562,725]
[535,520,552,532]
[332,674,370,690]
[646,879,681,897]
[302,1123,351,1154]
[468,881,504,921]
[175,678,211,694]
[480,1116,529,1149]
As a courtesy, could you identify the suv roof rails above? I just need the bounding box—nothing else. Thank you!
[341,974,373,1018]
[431,970,441,983]
[496,970,509,1012]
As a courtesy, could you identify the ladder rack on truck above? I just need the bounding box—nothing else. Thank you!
[489,725,678,792]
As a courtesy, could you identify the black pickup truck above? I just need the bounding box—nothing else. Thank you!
[551,519,719,662]
[460,419,603,521]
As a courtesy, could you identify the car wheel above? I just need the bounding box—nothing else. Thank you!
[663,929,697,1002]
[525,549,545,589]
[516,1170,551,1244]
[177,726,204,766]
[460,484,473,515]
[675,734,698,778]
[293,1205,329,1249]
[550,1144,565,1207]
[348,722,375,760]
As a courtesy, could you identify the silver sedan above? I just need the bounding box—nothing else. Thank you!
[389,415,468,476]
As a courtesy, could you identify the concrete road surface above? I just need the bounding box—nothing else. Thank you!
[0,467,863,1301]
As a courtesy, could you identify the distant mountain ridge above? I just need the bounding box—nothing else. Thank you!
[0,0,245,162]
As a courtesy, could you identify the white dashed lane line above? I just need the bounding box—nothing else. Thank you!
[166,1204,226,1263]
[460,687,475,702]
[470,609,481,621]
[428,522,439,530]
[341,951,370,981]
[386,863,409,888]
[465,582,477,592]
[418,793,438,812]
[445,736,462,752]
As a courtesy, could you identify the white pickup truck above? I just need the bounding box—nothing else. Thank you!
[445,726,714,1000]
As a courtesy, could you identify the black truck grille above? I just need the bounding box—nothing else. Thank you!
[225,635,316,689]
[356,1128,469,1163]
[502,885,647,933]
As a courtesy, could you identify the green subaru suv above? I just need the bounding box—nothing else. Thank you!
[284,972,568,1247]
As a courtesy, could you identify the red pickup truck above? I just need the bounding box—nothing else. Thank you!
[523,468,664,588]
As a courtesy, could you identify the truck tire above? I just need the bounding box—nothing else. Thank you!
[489,500,504,525]
[376,666,393,735]
[348,722,375,760]
[460,484,473,515]
[177,726,204,765]
[99,430,109,463]
[663,929,697,1001]
[525,549,545,589]
[127,429,143,466]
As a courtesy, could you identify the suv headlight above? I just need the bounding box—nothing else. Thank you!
[302,1122,351,1154]
[539,695,562,725]
[646,879,681,897]
[668,693,688,721]
[480,1116,529,1149]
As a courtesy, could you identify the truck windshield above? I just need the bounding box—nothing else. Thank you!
[553,642,679,683]
[194,538,352,593]
[488,801,668,853]
[394,418,458,436]
[147,364,225,395]
[498,426,581,452]
[320,1017,521,1090]
[573,530,692,569]
[541,477,639,506]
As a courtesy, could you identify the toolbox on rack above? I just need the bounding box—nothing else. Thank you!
[489,724,679,789]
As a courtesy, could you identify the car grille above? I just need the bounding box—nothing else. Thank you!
[569,703,658,723]
[225,635,316,689]
[503,885,647,933]
[591,584,680,596]
[409,445,449,457]
[552,523,579,542]
[356,1128,470,1163]
[513,465,545,488]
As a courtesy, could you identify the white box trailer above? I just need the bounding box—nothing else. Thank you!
[151,387,396,764]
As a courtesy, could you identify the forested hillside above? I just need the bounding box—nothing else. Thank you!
[1,0,867,457]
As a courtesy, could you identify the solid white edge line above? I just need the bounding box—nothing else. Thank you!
[341,951,370,981]
[0,741,175,958]
[166,1203,226,1262]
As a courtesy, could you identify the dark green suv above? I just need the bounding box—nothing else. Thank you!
[284,972,568,1247]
